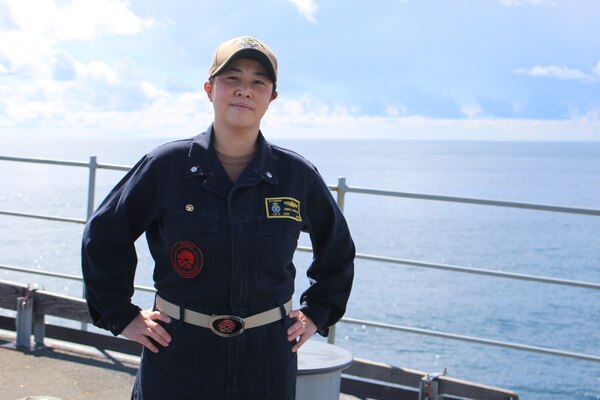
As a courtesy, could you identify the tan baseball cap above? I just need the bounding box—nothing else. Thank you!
[208,36,278,86]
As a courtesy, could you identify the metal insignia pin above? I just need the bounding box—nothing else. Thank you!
[190,166,198,173]
[185,204,194,212]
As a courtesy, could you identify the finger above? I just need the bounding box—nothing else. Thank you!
[148,313,172,331]
[292,333,309,353]
[139,336,159,353]
[145,329,170,348]
[286,310,305,332]
[150,310,172,324]
[287,318,303,333]
[148,322,172,346]
[287,321,306,340]
[141,311,172,346]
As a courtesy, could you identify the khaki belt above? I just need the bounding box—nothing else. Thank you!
[155,294,292,338]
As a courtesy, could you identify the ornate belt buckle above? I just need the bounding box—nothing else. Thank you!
[209,315,245,337]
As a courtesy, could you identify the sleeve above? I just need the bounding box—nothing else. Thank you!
[81,154,163,336]
[298,170,355,336]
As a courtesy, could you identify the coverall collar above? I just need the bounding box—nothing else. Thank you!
[184,125,278,196]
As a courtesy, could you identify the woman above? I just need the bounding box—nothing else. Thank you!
[82,36,355,400]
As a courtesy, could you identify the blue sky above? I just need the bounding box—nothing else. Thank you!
[0,0,599,140]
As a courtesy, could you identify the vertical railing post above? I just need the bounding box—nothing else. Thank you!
[16,288,34,349]
[81,156,97,330]
[419,374,440,400]
[335,177,347,212]
[16,296,33,348]
[86,156,97,222]
[328,177,348,345]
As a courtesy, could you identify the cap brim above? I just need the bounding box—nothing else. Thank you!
[213,48,276,84]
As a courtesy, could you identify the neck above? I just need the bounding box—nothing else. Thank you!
[212,123,259,158]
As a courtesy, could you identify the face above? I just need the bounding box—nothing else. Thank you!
[204,58,278,135]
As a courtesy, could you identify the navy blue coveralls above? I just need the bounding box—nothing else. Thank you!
[81,126,355,400]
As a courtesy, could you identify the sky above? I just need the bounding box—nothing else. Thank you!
[0,0,599,141]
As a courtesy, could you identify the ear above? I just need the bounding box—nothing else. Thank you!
[270,90,278,102]
[204,81,213,102]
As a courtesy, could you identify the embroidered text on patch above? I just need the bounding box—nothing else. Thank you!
[265,197,302,222]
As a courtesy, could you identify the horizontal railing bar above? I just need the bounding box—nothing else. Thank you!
[0,210,86,224]
[4,246,598,294]
[1,263,598,364]
[7,246,600,294]
[0,264,82,281]
[341,317,600,363]
[356,253,600,290]
[134,284,156,293]
[296,246,600,290]
[0,264,156,293]
[328,184,600,216]
[4,155,597,216]
[0,155,90,168]
[5,155,597,216]
[0,155,130,172]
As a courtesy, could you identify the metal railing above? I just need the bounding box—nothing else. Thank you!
[1,155,599,365]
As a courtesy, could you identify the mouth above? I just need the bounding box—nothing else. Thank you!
[231,102,253,111]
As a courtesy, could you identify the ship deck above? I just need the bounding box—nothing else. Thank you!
[0,330,359,400]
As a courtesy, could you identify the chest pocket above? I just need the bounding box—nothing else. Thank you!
[164,213,219,232]
[163,213,219,277]
[258,218,301,282]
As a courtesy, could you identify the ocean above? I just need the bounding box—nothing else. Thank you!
[1,134,599,399]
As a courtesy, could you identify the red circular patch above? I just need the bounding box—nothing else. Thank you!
[170,240,203,279]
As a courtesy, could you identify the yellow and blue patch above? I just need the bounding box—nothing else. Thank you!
[265,197,302,222]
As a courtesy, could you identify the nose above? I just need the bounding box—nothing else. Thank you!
[235,82,252,97]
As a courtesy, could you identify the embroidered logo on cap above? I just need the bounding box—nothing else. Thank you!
[265,197,302,222]
[239,36,263,49]
[170,240,203,279]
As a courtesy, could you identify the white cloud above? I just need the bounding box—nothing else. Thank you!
[514,65,596,83]
[261,95,600,141]
[0,0,597,142]
[592,61,600,78]
[2,0,154,41]
[0,0,160,121]
[0,77,210,133]
[0,58,167,125]
[286,0,318,24]
[385,104,408,117]
[460,104,483,119]
[0,0,154,78]
[0,30,56,77]
[0,50,10,73]
[1,85,599,141]
[0,1,200,131]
